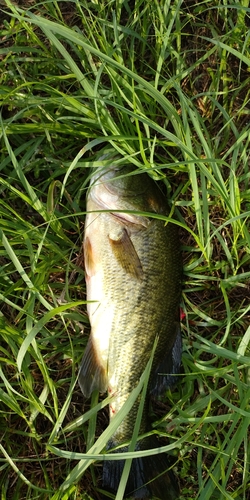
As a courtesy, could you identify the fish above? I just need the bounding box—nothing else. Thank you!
[78,155,182,499]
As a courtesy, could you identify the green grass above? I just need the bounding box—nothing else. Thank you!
[0,0,250,498]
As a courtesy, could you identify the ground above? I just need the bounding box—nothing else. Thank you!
[0,1,250,499]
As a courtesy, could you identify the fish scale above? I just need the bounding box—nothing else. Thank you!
[108,225,179,443]
[79,159,182,499]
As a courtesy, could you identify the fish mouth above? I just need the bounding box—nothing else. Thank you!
[91,163,148,196]
[89,173,150,227]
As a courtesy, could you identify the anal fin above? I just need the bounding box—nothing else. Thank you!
[78,336,108,398]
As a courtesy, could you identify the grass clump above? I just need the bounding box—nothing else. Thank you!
[0,0,250,499]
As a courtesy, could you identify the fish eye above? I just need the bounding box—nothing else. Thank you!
[113,165,126,172]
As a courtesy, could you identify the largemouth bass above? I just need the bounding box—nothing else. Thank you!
[79,157,182,499]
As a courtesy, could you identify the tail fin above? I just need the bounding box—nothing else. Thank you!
[103,437,179,499]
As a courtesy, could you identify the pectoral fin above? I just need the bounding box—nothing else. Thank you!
[78,336,108,398]
[109,227,143,280]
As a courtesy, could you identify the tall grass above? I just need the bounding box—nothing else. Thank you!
[0,0,250,499]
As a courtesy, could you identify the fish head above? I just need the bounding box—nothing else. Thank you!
[89,159,167,218]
